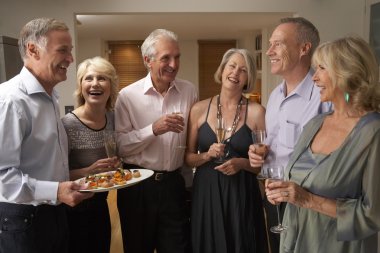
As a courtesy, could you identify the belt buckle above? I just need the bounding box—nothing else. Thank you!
[154,172,164,181]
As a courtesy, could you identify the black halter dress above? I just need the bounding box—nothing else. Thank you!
[191,97,268,253]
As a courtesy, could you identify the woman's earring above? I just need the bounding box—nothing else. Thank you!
[344,92,350,103]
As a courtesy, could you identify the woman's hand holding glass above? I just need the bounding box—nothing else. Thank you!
[265,165,288,233]
[88,157,119,174]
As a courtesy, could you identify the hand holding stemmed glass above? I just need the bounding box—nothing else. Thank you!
[266,165,288,233]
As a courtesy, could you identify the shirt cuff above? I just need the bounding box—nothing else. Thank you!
[144,124,156,137]
[34,180,59,205]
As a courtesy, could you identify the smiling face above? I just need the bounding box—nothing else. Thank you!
[31,30,73,92]
[221,53,248,91]
[81,67,111,107]
[266,23,303,77]
[312,64,341,103]
[145,37,180,87]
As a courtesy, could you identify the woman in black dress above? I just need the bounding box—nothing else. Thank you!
[185,48,268,253]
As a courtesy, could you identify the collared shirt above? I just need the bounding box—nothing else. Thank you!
[115,73,198,171]
[264,69,331,170]
[0,67,69,205]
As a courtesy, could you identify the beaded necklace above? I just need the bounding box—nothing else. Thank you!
[217,94,243,136]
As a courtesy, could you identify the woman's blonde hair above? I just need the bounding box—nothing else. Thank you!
[74,56,119,110]
[214,48,257,93]
[312,36,380,112]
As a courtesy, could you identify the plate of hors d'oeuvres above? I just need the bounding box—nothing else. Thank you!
[77,168,153,192]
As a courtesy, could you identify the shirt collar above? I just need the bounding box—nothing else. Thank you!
[279,69,315,101]
[19,67,59,99]
[143,72,180,95]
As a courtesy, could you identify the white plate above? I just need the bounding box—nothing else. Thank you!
[77,169,153,193]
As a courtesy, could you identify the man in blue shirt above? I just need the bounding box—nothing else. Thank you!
[248,17,331,253]
[0,18,93,253]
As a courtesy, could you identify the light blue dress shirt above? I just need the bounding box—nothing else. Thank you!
[0,67,69,205]
[264,69,331,171]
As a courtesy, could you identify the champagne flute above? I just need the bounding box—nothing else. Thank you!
[252,130,267,180]
[172,105,186,149]
[104,130,117,159]
[268,165,287,233]
[215,117,226,164]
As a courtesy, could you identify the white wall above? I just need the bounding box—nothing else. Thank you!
[0,0,366,115]
[177,40,199,90]
[76,37,105,64]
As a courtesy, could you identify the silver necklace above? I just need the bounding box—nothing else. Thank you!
[217,95,243,135]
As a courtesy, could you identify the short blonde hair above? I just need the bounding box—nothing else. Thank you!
[214,48,256,93]
[74,57,119,110]
[312,36,380,112]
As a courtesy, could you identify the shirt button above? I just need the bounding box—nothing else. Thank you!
[4,218,8,222]
[24,219,28,223]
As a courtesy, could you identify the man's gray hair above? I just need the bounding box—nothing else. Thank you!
[140,29,178,68]
[18,17,68,60]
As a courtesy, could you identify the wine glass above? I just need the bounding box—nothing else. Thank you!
[268,165,287,233]
[215,117,226,164]
[104,130,117,159]
[252,130,267,180]
[171,105,186,149]
[256,166,269,181]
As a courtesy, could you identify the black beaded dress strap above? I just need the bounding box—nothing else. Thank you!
[244,98,249,124]
[204,96,214,123]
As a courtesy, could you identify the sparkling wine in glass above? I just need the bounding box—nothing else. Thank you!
[172,105,186,149]
[252,130,268,180]
[252,130,267,157]
[104,130,117,158]
[215,117,226,164]
[268,165,287,233]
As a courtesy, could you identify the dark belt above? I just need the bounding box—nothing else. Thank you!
[122,163,180,182]
[152,169,179,181]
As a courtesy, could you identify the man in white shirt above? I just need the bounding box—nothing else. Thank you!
[115,29,198,253]
[0,18,93,253]
[248,17,331,253]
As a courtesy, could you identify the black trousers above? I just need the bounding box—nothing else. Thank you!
[65,193,111,253]
[117,164,191,253]
[0,202,68,253]
[264,198,286,253]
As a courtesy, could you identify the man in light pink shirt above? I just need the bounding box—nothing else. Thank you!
[115,29,197,253]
